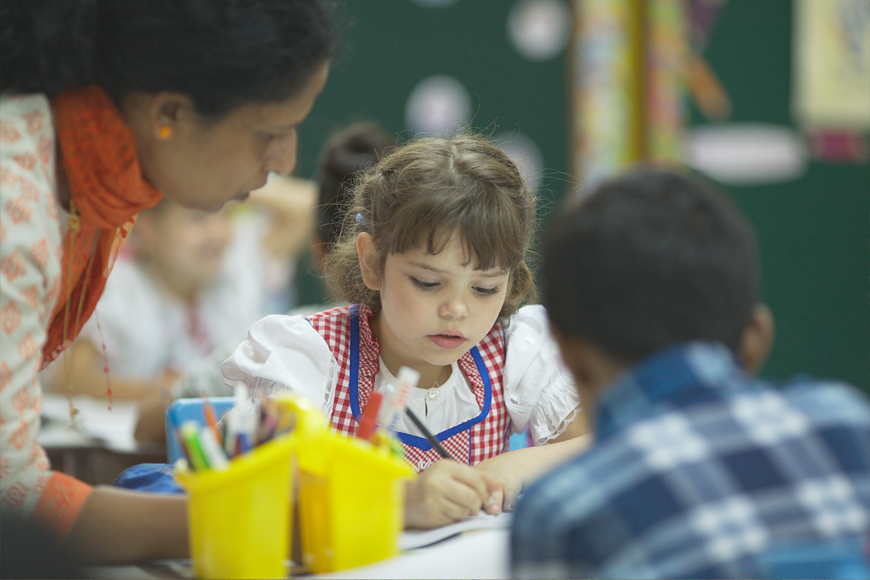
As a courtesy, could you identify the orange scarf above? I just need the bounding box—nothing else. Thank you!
[42,85,163,367]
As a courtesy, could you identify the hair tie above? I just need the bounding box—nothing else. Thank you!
[356,213,365,225]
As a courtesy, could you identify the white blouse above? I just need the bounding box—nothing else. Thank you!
[221,304,581,445]
[69,218,274,380]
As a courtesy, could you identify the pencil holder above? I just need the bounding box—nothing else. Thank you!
[295,431,415,573]
[176,432,295,580]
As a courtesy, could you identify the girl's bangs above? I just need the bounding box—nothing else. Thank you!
[389,197,526,272]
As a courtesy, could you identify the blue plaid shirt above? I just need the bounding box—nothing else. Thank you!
[511,342,870,579]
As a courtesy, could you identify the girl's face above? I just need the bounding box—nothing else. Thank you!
[360,232,510,374]
[130,62,329,213]
[134,201,234,291]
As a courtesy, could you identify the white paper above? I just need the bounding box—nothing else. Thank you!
[400,511,513,551]
[303,527,512,579]
[39,394,141,453]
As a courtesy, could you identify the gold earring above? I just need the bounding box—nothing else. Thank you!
[158,125,172,139]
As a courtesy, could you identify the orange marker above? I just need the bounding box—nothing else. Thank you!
[356,391,384,440]
[202,398,222,446]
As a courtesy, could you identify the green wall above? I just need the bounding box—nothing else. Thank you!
[695,0,869,393]
[295,0,869,395]
[294,0,570,304]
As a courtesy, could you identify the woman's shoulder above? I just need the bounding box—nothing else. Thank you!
[1,93,54,168]
[0,91,61,263]
[0,92,51,117]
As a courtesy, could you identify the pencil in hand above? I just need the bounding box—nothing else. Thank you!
[405,407,450,459]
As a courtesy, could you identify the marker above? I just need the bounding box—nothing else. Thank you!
[236,432,252,456]
[382,367,418,432]
[356,391,384,440]
[180,421,210,470]
[202,398,222,446]
[370,427,405,459]
[225,384,255,457]
[405,407,450,459]
[199,425,229,471]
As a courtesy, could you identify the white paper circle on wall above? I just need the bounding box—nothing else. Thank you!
[411,0,459,6]
[405,75,472,136]
[508,0,571,61]
[497,133,545,191]
[685,123,809,185]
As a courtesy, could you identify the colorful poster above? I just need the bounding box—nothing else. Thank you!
[792,0,870,129]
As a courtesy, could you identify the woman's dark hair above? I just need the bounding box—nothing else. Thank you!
[542,167,759,361]
[317,122,395,248]
[1,0,338,118]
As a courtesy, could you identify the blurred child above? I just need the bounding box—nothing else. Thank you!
[312,122,397,281]
[511,168,870,578]
[46,175,316,401]
[222,133,591,529]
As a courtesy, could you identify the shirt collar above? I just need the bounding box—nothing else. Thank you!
[595,341,742,442]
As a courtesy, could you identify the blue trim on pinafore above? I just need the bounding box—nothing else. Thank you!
[348,304,492,454]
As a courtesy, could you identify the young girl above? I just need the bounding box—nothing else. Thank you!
[222,133,590,529]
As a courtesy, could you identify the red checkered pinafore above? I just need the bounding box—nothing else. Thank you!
[305,304,511,473]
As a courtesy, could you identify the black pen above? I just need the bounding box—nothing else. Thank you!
[405,407,451,459]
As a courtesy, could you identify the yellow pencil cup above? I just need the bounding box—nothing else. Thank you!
[296,432,415,573]
[176,433,294,580]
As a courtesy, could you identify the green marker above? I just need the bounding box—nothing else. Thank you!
[180,421,210,471]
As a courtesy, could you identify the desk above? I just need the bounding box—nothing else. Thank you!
[83,516,514,579]
[39,394,166,485]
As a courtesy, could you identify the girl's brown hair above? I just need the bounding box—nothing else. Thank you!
[324,132,537,321]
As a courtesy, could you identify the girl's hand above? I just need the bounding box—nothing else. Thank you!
[472,451,525,512]
[404,460,501,529]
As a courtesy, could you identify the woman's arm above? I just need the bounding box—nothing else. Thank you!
[64,487,188,564]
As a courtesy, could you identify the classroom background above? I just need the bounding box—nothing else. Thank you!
[292,0,869,397]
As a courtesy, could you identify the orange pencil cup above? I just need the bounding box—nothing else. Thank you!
[176,433,294,580]
[296,432,415,573]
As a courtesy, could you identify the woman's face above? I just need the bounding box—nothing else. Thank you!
[131,62,329,212]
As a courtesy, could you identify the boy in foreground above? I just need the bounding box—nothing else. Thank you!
[511,168,870,579]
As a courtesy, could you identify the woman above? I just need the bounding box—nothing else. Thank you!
[0,0,335,564]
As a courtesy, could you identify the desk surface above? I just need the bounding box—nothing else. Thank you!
[39,394,166,485]
[84,517,514,579]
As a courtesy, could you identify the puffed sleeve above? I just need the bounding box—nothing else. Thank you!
[502,305,581,446]
[221,314,338,417]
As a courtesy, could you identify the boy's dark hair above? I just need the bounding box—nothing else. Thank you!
[1,0,339,119]
[316,123,395,248]
[542,167,759,361]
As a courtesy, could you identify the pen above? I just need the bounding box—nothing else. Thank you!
[405,407,450,459]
